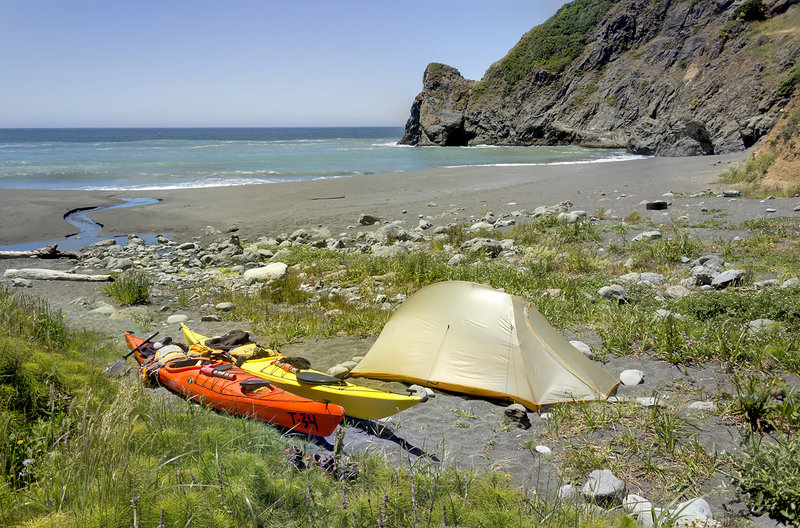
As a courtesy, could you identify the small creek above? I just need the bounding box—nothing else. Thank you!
[0,198,164,252]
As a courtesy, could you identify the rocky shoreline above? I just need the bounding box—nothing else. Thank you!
[2,156,800,527]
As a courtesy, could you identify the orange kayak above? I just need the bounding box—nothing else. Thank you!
[124,332,345,437]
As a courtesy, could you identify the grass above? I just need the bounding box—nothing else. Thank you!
[105,269,153,305]
[7,204,800,526]
[5,286,661,528]
[541,399,717,502]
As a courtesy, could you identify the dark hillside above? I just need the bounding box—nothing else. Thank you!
[401,0,800,156]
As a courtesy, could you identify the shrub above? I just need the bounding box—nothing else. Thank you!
[730,0,766,22]
[732,434,800,525]
[777,64,800,98]
[105,269,152,305]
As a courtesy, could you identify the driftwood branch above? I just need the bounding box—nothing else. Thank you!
[0,244,81,260]
[4,268,113,282]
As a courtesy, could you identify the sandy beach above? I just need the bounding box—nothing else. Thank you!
[0,151,760,247]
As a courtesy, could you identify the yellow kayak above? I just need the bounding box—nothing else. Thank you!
[180,323,421,420]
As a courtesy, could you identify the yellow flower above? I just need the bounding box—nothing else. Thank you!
[17,440,23,445]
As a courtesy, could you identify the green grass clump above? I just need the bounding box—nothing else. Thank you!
[733,434,800,525]
[718,150,778,191]
[543,400,719,501]
[105,269,152,305]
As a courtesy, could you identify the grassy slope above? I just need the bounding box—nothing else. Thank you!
[4,211,800,526]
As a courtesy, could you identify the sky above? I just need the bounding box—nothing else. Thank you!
[0,1,570,128]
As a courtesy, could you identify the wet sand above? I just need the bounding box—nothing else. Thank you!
[0,152,756,247]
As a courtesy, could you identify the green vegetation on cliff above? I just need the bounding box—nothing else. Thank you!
[497,0,618,91]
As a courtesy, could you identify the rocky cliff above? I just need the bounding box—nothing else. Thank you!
[400,0,800,156]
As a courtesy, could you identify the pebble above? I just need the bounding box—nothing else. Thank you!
[598,284,629,303]
[166,314,189,324]
[619,369,644,386]
[688,401,717,412]
[581,469,625,502]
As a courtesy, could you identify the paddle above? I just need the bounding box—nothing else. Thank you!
[104,331,159,375]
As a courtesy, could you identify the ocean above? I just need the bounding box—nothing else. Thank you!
[0,128,645,191]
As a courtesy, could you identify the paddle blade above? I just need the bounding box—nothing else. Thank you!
[104,358,126,376]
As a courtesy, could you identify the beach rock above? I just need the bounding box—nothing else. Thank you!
[90,302,116,315]
[665,285,691,299]
[569,340,595,360]
[243,262,287,284]
[690,255,725,269]
[166,314,188,324]
[328,365,350,379]
[558,484,579,500]
[688,401,717,412]
[623,494,653,515]
[532,201,572,218]
[598,284,628,303]
[654,309,684,321]
[619,369,644,386]
[358,213,380,226]
[215,302,235,312]
[692,265,723,286]
[534,445,552,454]
[469,221,494,231]
[107,257,134,271]
[635,397,662,407]
[8,278,33,288]
[201,315,222,322]
[557,212,583,224]
[711,269,745,289]
[581,469,625,503]
[745,318,783,334]
[674,497,713,525]
[618,272,641,283]
[754,278,780,289]
[502,403,531,429]
[781,277,799,288]
[639,272,665,285]
[376,223,410,243]
[632,231,662,243]
[447,254,466,266]
[406,385,429,402]
[459,238,503,257]
[372,245,409,258]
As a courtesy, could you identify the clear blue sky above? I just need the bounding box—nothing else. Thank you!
[0,1,569,127]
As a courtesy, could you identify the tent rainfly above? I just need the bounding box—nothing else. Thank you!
[350,281,619,411]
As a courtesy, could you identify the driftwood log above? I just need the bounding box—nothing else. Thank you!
[0,244,81,260]
[4,268,113,282]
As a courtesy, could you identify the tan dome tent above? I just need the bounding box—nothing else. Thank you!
[350,281,618,411]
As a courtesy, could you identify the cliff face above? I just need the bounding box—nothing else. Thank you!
[400,0,800,156]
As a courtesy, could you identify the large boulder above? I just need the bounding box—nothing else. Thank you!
[243,262,288,284]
